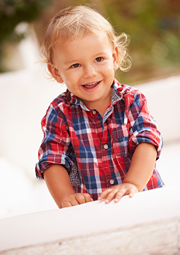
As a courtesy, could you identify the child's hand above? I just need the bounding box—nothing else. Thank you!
[61,193,93,208]
[98,183,138,204]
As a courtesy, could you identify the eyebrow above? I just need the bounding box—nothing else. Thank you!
[64,60,80,65]
[64,51,108,65]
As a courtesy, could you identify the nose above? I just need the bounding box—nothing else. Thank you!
[83,65,97,79]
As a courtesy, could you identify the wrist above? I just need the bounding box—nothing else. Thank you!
[122,180,140,192]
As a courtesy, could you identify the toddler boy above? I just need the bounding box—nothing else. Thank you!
[35,6,164,208]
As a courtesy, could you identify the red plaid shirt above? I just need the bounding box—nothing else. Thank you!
[35,79,164,200]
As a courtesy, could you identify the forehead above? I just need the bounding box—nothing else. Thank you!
[51,31,113,65]
[54,31,112,51]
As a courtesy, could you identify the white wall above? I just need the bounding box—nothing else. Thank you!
[136,75,180,144]
[0,185,180,254]
[0,66,66,179]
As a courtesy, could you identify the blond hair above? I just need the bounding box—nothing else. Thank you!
[41,5,132,72]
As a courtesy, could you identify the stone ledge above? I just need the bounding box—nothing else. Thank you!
[1,185,180,254]
[2,217,180,255]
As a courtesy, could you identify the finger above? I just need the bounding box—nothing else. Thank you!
[69,196,80,206]
[75,194,86,204]
[98,188,113,200]
[83,193,93,203]
[61,200,72,208]
[114,188,128,203]
[127,187,138,198]
[105,188,121,204]
[114,187,137,202]
[75,193,93,204]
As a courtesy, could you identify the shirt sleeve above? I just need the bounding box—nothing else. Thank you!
[127,90,163,159]
[35,104,75,179]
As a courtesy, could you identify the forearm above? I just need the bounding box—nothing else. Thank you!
[44,164,75,208]
[123,143,157,191]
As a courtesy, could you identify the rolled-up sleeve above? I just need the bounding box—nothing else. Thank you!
[127,91,163,159]
[35,104,74,179]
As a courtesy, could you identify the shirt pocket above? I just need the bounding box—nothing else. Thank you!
[112,124,129,157]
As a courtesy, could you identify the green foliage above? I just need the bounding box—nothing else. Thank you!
[0,0,51,72]
[0,0,180,83]
[101,0,180,83]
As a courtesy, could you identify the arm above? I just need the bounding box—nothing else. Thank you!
[44,164,93,208]
[123,142,157,191]
[98,142,157,203]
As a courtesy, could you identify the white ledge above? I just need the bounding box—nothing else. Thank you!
[0,185,180,254]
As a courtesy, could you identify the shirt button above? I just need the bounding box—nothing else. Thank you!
[104,144,108,150]
[110,179,114,185]
[92,110,96,115]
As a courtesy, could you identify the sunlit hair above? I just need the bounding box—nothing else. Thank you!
[40,5,132,73]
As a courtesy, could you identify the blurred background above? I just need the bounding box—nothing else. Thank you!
[1,0,180,83]
[0,0,180,218]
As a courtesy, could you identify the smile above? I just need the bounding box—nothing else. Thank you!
[82,81,101,91]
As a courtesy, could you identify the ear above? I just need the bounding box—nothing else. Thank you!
[112,46,119,71]
[47,62,64,83]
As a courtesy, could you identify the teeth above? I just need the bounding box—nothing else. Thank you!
[85,82,98,86]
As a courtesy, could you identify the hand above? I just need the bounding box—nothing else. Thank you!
[98,183,138,204]
[61,193,93,208]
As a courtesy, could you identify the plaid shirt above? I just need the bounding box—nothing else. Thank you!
[35,79,164,200]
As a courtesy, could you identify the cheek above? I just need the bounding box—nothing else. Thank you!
[69,69,82,79]
[63,71,82,87]
[102,61,115,73]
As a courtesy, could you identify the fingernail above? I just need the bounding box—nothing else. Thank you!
[114,198,118,203]
[98,197,101,200]
[129,194,133,198]
[105,199,109,204]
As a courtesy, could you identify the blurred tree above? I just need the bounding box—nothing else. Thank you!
[0,0,51,72]
[1,0,180,84]
[102,0,180,83]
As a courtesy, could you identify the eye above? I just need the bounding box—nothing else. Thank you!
[95,57,104,62]
[70,63,80,69]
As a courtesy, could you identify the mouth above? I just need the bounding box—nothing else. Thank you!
[82,81,101,90]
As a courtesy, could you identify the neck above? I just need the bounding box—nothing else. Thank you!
[84,87,113,117]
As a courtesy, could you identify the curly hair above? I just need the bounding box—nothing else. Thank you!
[40,5,132,73]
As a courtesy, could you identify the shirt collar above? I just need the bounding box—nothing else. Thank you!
[66,78,123,109]
[111,79,123,105]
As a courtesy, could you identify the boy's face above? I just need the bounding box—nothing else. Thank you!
[48,32,119,112]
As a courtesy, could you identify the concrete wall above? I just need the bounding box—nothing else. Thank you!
[0,185,180,254]
[0,66,66,179]
[136,75,180,144]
